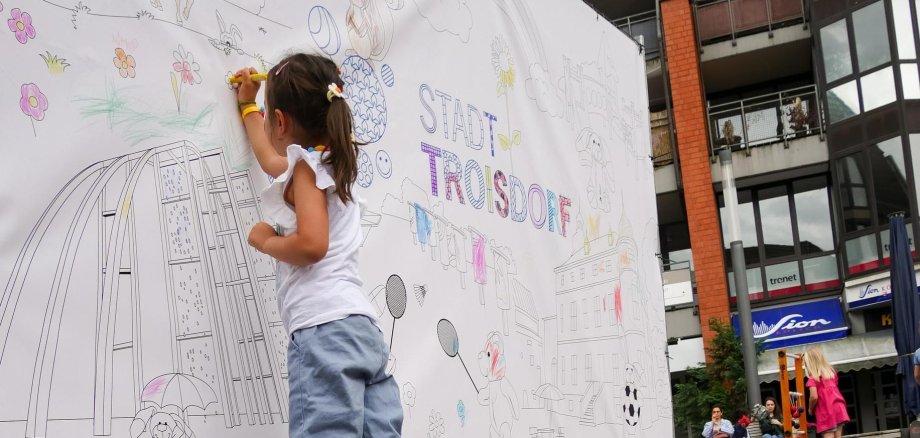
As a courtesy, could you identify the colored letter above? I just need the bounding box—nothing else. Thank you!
[435,89,453,139]
[529,184,547,228]
[419,83,436,134]
[421,142,442,196]
[467,104,484,150]
[559,195,571,237]
[484,111,498,157]
[486,165,494,213]
[452,98,470,148]
[465,159,486,209]
[508,174,527,223]
[442,149,465,204]
[494,170,509,218]
[547,190,559,233]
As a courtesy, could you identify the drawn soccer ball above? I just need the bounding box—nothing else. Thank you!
[623,367,642,427]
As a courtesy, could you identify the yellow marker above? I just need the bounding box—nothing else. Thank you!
[228,73,268,84]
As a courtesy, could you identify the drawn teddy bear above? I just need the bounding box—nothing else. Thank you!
[130,406,196,438]
[477,332,519,438]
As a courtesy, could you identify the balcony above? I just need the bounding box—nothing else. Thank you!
[708,85,825,157]
[613,10,660,59]
[694,0,809,46]
[651,110,675,167]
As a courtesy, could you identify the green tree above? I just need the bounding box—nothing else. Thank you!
[672,318,762,435]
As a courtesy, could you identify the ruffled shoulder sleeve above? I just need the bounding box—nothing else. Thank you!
[284,144,336,191]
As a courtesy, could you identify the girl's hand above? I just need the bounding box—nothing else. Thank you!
[233,67,261,103]
[248,222,277,252]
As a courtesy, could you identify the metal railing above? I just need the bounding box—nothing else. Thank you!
[613,10,661,59]
[694,0,808,47]
[650,110,675,167]
[708,84,826,157]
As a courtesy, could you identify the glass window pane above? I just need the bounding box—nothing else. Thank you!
[846,234,880,274]
[720,191,759,265]
[871,137,910,224]
[765,261,803,297]
[912,134,920,217]
[853,2,892,71]
[861,67,897,111]
[828,80,860,123]
[902,64,920,99]
[881,225,916,263]
[758,186,794,259]
[803,254,841,291]
[893,0,917,59]
[821,19,854,82]
[728,267,765,303]
[793,177,835,254]
[837,154,873,232]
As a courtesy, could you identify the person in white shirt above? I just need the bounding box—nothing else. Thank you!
[702,405,734,438]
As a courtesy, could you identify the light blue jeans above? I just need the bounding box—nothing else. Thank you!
[288,315,403,437]
[762,434,782,438]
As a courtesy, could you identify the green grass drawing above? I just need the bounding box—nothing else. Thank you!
[75,82,216,148]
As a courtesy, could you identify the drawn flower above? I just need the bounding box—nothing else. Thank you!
[491,36,515,95]
[402,383,416,407]
[427,410,445,438]
[8,8,35,44]
[172,44,201,85]
[20,83,48,121]
[113,48,136,78]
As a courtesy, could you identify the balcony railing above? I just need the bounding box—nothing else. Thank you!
[613,10,660,59]
[708,85,825,157]
[651,110,675,167]
[694,0,808,46]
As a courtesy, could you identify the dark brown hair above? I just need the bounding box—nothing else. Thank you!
[265,53,358,203]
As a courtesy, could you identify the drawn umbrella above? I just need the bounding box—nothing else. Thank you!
[142,373,217,413]
[437,319,478,393]
[535,383,564,422]
[386,274,407,348]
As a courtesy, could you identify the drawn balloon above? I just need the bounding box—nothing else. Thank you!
[308,6,341,56]
[376,150,392,178]
[380,64,395,87]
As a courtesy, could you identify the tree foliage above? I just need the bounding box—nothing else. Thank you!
[672,318,761,435]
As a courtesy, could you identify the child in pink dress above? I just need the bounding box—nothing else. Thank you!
[804,347,849,438]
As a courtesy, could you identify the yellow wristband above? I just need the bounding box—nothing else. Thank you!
[241,105,261,120]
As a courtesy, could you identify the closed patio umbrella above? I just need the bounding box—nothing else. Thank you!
[889,214,920,417]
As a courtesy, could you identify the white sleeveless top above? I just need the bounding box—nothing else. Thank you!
[260,144,378,335]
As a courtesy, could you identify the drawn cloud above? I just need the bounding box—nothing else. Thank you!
[524,64,564,118]
[412,0,473,43]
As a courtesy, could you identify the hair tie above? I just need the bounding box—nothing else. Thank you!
[326,83,345,102]
[275,61,289,75]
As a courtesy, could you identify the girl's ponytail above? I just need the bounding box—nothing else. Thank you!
[324,95,358,204]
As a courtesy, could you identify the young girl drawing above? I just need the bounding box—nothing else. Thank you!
[804,347,849,438]
[233,53,402,437]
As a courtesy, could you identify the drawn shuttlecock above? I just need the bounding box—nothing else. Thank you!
[413,284,427,307]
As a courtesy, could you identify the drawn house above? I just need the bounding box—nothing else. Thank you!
[0,142,288,437]
[547,216,645,429]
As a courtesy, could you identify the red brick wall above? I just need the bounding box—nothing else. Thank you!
[660,0,730,355]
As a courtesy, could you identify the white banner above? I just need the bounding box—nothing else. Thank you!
[0,1,670,437]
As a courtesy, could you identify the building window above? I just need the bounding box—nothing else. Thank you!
[827,80,860,123]
[582,298,588,328]
[594,296,601,327]
[861,67,897,111]
[836,136,917,276]
[892,0,917,60]
[853,2,891,72]
[794,177,835,253]
[561,356,566,385]
[720,175,839,302]
[586,354,593,381]
[719,189,759,265]
[821,18,853,83]
[571,355,577,386]
[570,301,577,331]
[559,304,564,333]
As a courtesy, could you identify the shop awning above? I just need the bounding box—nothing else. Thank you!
[757,330,897,383]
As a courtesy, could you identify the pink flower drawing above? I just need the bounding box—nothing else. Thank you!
[8,8,35,44]
[20,83,48,121]
[172,44,201,85]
